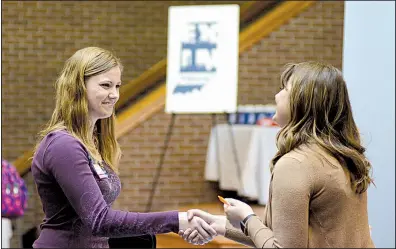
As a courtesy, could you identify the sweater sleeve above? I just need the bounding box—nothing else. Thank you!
[224,219,256,247]
[245,156,313,248]
[44,133,179,237]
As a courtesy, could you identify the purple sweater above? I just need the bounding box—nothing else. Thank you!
[31,130,179,248]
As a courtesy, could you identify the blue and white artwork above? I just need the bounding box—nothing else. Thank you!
[173,22,218,94]
[180,22,217,73]
[166,5,239,113]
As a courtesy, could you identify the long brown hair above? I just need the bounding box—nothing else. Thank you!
[271,62,374,194]
[35,47,122,173]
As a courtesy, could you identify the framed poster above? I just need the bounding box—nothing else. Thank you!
[166,5,240,113]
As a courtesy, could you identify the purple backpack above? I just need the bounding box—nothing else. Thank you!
[1,159,28,218]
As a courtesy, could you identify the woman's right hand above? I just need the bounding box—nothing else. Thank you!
[178,212,217,245]
[178,209,226,244]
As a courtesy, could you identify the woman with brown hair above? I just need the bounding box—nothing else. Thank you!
[181,61,375,248]
[31,47,216,248]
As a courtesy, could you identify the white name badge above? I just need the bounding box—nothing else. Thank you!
[93,163,108,179]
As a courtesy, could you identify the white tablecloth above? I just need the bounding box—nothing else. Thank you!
[205,124,280,205]
[2,218,12,248]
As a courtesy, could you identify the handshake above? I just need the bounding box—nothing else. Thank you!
[177,197,255,245]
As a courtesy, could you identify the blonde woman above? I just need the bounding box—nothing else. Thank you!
[180,62,375,248]
[31,47,216,248]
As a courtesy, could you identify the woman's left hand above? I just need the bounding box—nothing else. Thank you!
[223,198,255,228]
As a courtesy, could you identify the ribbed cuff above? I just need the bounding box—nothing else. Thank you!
[177,211,188,233]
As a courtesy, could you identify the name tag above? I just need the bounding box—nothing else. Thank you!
[93,163,108,179]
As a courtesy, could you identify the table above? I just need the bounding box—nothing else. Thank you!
[204,124,280,204]
[1,218,12,248]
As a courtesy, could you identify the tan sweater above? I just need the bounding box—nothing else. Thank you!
[225,144,375,248]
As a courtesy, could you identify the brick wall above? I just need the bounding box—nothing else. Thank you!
[1,1,244,246]
[1,0,244,163]
[1,1,344,247]
[116,0,345,212]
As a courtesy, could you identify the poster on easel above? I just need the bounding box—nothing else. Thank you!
[166,5,240,114]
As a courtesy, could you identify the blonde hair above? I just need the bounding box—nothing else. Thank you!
[271,62,374,194]
[35,47,122,173]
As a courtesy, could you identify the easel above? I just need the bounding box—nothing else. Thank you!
[145,112,242,213]
[145,113,176,212]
